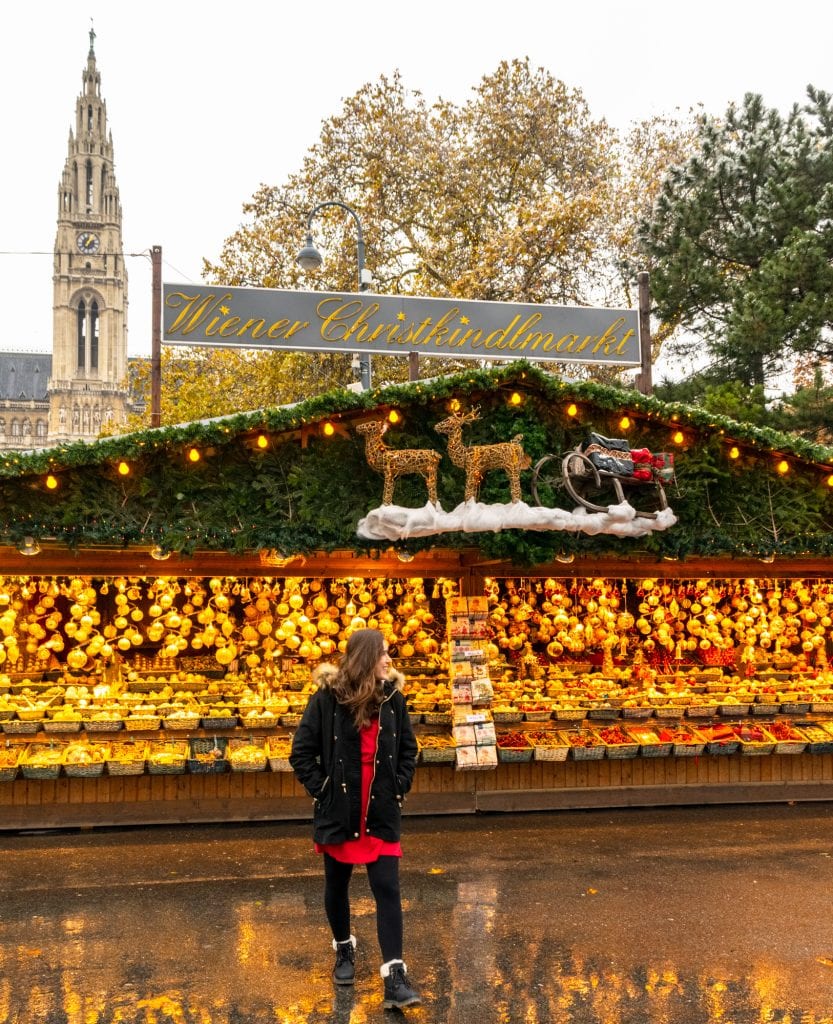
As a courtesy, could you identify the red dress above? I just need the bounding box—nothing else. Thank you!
[315,718,402,864]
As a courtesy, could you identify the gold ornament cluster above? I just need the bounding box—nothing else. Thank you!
[0,574,457,673]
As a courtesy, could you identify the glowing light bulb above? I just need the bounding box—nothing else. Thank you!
[619,416,631,430]
[256,434,268,449]
[188,448,200,463]
[672,431,684,445]
[45,474,58,490]
[776,459,789,475]
[388,409,401,424]
[729,446,740,459]
[509,392,522,406]
[566,403,578,417]
[322,422,335,437]
[117,461,130,475]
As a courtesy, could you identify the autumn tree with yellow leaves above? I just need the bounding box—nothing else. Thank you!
[127,59,696,427]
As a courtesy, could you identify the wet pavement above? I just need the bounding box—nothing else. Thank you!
[1,803,833,1023]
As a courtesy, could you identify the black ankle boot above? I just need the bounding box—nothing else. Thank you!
[332,936,356,986]
[381,960,420,1008]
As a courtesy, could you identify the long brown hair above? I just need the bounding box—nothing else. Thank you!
[331,628,386,728]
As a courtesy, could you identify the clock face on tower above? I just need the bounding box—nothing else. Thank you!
[76,231,100,254]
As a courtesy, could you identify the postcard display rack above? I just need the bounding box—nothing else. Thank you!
[447,597,498,769]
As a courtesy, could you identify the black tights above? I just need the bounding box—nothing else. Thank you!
[323,853,403,962]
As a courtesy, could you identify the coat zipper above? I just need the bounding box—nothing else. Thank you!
[366,690,394,829]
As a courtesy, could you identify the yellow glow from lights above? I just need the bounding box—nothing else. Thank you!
[387,409,400,424]
[45,474,58,490]
[729,446,740,459]
[619,416,631,430]
[566,403,578,417]
[188,448,201,463]
[256,434,268,449]
[322,422,335,437]
[776,459,789,475]
[449,398,461,412]
[509,391,522,406]
[672,431,684,445]
[117,461,130,476]
[827,474,833,488]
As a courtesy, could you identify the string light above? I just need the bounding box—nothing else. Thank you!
[672,430,685,445]
[827,474,833,488]
[776,459,790,475]
[322,422,335,437]
[256,434,268,449]
[117,461,130,476]
[729,446,741,460]
[619,415,631,430]
[566,403,578,417]
[45,474,58,490]
[387,410,400,424]
[509,391,523,406]
[188,448,200,463]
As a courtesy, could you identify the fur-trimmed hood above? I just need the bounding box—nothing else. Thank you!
[312,662,405,692]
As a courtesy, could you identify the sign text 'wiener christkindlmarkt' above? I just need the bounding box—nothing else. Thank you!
[163,285,641,367]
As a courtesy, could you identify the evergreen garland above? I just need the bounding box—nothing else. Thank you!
[1,361,832,564]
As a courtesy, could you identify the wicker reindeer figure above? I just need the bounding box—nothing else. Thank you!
[435,408,530,503]
[356,420,441,506]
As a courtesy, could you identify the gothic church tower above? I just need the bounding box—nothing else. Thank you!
[48,28,129,440]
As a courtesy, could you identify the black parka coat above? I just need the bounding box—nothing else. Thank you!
[289,665,418,845]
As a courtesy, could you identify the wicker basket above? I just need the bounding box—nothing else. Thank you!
[20,745,63,780]
[147,741,188,774]
[0,751,20,781]
[162,714,201,731]
[686,704,719,718]
[602,738,640,758]
[780,702,810,715]
[620,705,652,719]
[769,726,808,755]
[106,742,148,776]
[566,735,605,760]
[15,708,47,722]
[63,748,106,778]
[420,744,456,764]
[671,730,706,756]
[801,725,833,754]
[266,739,293,772]
[492,710,523,724]
[532,737,570,761]
[523,710,553,722]
[200,714,239,730]
[239,714,280,730]
[751,703,780,716]
[2,719,41,735]
[811,702,833,715]
[654,706,686,720]
[586,707,620,721]
[0,709,14,722]
[83,717,123,733]
[423,711,452,726]
[279,713,302,728]
[228,738,268,772]
[627,728,672,757]
[124,716,162,731]
[718,703,751,718]
[737,727,776,755]
[43,719,83,734]
[497,741,533,763]
[187,736,229,774]
[554,707,586,721]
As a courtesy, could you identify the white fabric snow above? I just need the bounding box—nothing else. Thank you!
[357,499,677,542]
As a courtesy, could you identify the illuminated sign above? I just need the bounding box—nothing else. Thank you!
[163,284,640,366]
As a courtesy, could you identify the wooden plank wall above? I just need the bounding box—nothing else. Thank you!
[2,752,832,829]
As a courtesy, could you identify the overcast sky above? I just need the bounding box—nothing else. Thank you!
[4,1,832,364]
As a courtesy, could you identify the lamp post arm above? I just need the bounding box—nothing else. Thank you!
[305,201,366,292]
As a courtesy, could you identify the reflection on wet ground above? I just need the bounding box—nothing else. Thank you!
[1,805,833,1022]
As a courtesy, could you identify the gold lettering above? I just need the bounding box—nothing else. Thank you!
[237,318,268,339]
[503,314,543,349]
[165,291,233,336]
[218,317,242,337]
[615,329,636,355]
[479,315,521,350]
[317,298,364,341]
[423,308,461,347]
[266,319,291,339]
[343,302,382,341]
[590,317,627,354]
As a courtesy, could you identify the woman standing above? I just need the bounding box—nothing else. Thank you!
[290,628,421,1009]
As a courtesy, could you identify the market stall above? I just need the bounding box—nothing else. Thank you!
[2,361,833,828]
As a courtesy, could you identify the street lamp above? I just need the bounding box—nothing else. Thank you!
[296,200,373,391]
